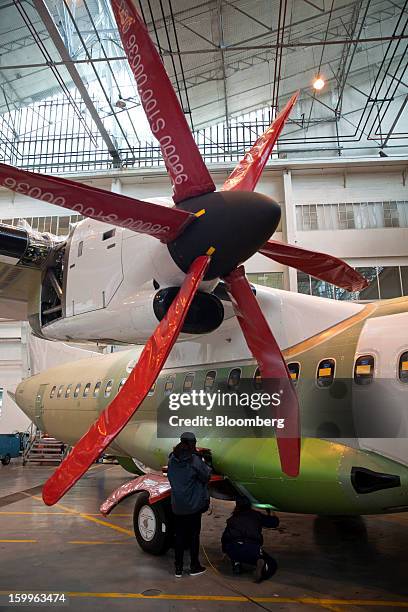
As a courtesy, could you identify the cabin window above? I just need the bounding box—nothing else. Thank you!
[288,362,301,385]
[103,228,115,241]
[65,384,72,399]
[228,368,241,390]
[183,373,195,393]
[50,386,56,399]
[148,382,156,396]
[204,370,216,392]
[118,378,127,393]
[253,367,262,390]
[93,381,102,397]
[74,383,81,398]
[398,351,408,383]
[165,375,176,395]
[83,383,91,398]
[105,380,114,397]
[57,385,64,398]
[78,241,83,257]
[316,359,335,388]
[354,355,375,385]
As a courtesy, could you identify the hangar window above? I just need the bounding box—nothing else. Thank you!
[228,368,241,390]
[398,352,408,383]
[65,384,72,399]
[204,370,216,392]
[288,362,301,385]
[104,380,114,397]
[253,367,262,390]
[83,383,91,398]
[148,382,156,396]
[57,385,64,398]
[50,386,56,399]
[93,381,102,397]
[183,373,195,393]
[74,383,81,398]
[118,378,127,393]
[165,375,176,395]
[316,359,335,388]
[354,355,375,385]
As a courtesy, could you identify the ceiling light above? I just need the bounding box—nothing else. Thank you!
[312,76,325,91]
[115,98,126,109]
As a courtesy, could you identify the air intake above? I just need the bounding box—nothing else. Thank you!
[351,467,401,494]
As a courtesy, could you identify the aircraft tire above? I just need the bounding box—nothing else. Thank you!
[1,454,11,465]
[133,492,172,555]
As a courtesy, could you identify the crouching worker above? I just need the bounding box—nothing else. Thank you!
[221,496,279,582]
[168,432,212,578]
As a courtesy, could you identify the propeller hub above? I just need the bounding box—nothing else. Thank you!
[168,190,281,280]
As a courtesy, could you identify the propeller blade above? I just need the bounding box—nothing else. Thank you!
[0,162,194,242]
[259,240,368,292]
[42,255,211,506]
[224,266,300,477]
[222,92,299,192]
[111,0,215,203]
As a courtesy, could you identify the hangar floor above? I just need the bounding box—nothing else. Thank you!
[0,462,407,611]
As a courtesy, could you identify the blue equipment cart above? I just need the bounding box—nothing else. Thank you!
[0,433,21,465]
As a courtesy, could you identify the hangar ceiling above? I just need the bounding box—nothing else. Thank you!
[0,0,407,169]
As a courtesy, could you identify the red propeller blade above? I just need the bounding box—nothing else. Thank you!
[111,0,215,203]
[42,255,210,506]
[259,240,368,292]
[222,92,299,193]
[0,162,194,242]
[224,266,300,478]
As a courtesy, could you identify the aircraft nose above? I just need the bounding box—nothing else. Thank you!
[15,379,37,424]
[168,190,281,280]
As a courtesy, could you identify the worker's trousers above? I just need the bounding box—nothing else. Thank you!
[174,511,202,568]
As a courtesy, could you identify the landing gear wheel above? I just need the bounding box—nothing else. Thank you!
[133,492,173,555]
[1,454,11,465]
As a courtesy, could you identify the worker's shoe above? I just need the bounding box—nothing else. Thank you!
[189,564,206,576]
[175,565,183,578]
[231,561,242,576]
[254,558,265,583]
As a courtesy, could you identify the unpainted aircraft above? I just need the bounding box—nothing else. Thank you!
[0,0,407,550]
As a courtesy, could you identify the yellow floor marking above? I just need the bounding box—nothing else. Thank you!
[0,590,407,607]
[68,540,130,545]
[30,593,407,606]
[21,492,133,537]
[0,540,37,543]
[0,511,76,515]
[0,511,131,517]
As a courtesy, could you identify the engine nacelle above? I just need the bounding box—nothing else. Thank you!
[0,222,61,268]
[153,287,224,334]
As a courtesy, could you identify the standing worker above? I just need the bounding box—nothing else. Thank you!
[167,432,212,578]
[221,496,279,582]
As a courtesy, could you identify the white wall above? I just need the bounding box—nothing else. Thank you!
[0,320,30,433]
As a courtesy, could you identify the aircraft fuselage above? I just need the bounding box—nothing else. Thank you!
[16,291,408,516]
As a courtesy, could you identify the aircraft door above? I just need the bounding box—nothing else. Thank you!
[34,384,48,432]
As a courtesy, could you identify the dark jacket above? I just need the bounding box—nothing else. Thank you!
[167,450,211,515]
[221,509,279,550]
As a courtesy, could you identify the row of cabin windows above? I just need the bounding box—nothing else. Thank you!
[292,352,408,387]
[48,352,408,400]
[50,378,128,400]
